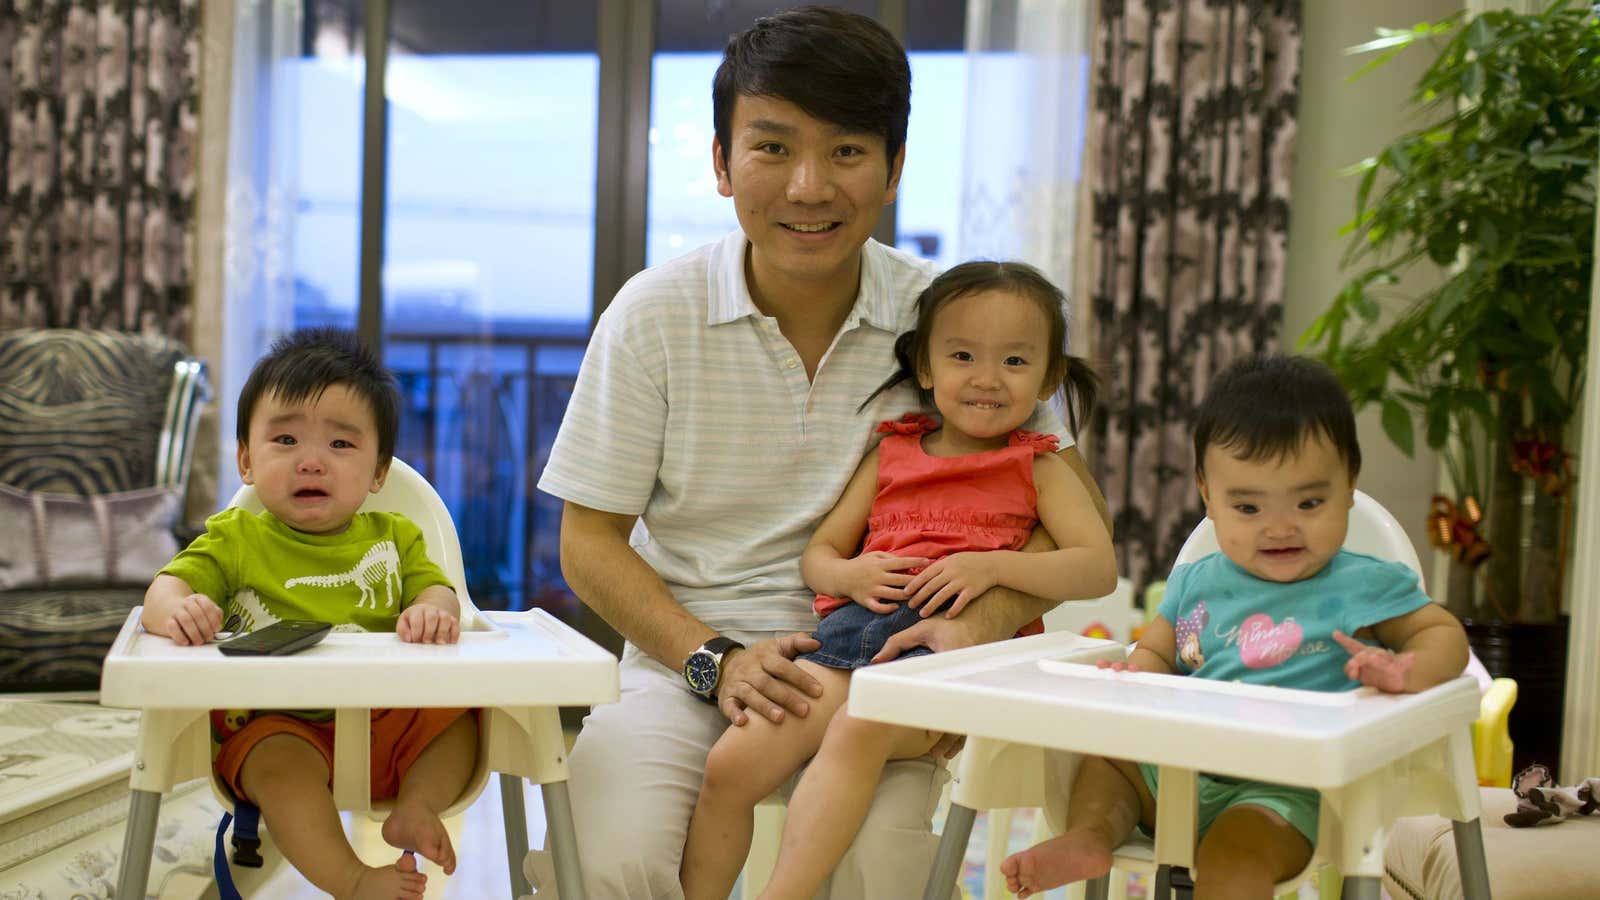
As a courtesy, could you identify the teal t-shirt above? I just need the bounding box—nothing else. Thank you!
[161,507,453,634]
[1157,549,1431,691]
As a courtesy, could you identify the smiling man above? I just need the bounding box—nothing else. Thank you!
[536,7,1109,897]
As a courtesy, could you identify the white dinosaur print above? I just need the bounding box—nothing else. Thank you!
[284,541,403,610]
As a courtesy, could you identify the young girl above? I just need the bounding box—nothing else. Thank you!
[1001,355,1469,899]
[679,261,1118,900]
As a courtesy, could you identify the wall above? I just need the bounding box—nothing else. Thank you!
[1283,0,1462,568]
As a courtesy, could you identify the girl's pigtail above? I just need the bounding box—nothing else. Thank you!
[1060,354,1100,439]
[858,329,920,412]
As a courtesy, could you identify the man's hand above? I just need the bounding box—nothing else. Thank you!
[904,552,998,618]
[870,613,992,664]
[1333,630,1415,693]
[839,551,931,613]
[716,633,824,726]
[398,604,461,644]
[164,594,224,646]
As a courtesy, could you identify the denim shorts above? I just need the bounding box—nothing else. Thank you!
[798,602,934,671]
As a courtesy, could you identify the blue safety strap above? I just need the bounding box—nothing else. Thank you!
[213,802,263,900]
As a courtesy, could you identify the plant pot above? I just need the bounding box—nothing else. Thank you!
[1463,617,1569,776]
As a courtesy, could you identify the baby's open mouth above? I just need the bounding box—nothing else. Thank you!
[294,489,328,499]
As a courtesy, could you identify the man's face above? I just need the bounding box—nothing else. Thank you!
[713,94,903,299]
[237,384,388,535]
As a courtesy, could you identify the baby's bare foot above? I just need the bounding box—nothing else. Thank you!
[1000,831,1114,898]
[339,852,427,900]
[382,802,457,874]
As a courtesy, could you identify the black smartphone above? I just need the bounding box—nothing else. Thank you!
[217,619,332,657]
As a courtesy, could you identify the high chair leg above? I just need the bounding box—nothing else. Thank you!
[1151,864,1173,900]
[1084,874,1110,900]
[542,780,585,899]
[923,803,975,900]
[1451,818,1491,899]
[1342,876,1380,900]
[113,789,162,900]
[500,774,532,897]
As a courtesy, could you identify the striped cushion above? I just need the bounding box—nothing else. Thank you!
[0,589,143,691]
[0,330,190,495]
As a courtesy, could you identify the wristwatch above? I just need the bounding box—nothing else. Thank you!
[683,636,745,703]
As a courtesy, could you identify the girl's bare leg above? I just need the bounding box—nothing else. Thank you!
[681,662,850,900]
[238,734,426,900]
[1000,756,1153,898]
[758,703,940,900]
[1192,805,1311,900]
[381,713,478,875]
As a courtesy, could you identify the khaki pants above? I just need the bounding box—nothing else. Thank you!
[532,629,953,900]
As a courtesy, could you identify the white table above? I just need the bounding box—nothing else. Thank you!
[100,607,619,900]
[849,631,1491,900]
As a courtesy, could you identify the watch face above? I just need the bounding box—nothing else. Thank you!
[685,652,718,694]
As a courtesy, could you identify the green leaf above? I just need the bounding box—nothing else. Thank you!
[1462,61,1485,99]
[1381,398,1416,457]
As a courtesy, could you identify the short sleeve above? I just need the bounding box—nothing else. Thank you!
[393,515,454,604]
[1343,556,1432,634]
[536,311,668,515]
[1022,398,1076,450]
[159,508,242,604]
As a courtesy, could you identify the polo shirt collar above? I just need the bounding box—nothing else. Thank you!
[707,231,901,333]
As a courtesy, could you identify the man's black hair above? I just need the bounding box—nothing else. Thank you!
[713,6,911,175]
[1193,355,1361,478]
[236,328,400,466]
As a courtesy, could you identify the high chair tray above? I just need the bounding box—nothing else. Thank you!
[848,630,1479,788]
[101,607,618,710]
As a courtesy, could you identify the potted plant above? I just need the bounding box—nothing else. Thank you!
[1301,1,1598,771]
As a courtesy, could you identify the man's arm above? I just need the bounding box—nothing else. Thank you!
[560,501,822,724]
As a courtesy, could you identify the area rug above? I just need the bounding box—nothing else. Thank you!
[0,700,276,899]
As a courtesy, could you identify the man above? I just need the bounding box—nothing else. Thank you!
[536,7,1111,896]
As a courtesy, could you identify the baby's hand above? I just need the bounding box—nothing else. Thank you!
[842,551,931,614]
[1333,629,1415,693]
[904,552,997,618]
[397,605,460,644]
[167,594,224,646]
[1096,658,1142,673]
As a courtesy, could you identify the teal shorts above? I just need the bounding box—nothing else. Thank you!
[1137,763,1320,846]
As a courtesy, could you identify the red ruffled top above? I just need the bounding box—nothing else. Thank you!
[815,413,1060,637]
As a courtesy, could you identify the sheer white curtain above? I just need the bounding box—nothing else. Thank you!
[215,0,305,503]
[956,0,1093,324]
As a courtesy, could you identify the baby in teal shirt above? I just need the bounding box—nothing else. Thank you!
[143,329,471,900]
[1002,355,1470,900]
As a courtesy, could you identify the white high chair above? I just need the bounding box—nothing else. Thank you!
[933,489,1492,900]
[102,458,618,900]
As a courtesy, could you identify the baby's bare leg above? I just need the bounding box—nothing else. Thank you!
[760,697,940,899]
[1001,756,1153,898]
[681,661,849,900]
[382,713,477,875]
[238,734,425,900]
[1193,805,1311,900]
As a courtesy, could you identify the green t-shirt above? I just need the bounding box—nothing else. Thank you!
[162,507,453,634]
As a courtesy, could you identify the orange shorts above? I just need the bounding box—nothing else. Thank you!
[213,707,473,803]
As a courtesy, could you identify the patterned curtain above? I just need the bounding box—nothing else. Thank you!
[1086,0,1302,592]
[1,0,201,340]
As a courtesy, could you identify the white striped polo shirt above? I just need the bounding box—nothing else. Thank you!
[537,231,1073,633]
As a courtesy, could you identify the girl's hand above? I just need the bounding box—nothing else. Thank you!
[905,552,997,618]
[398,604,461,644]
[166,594,224,646]
[1333,630,1415,693]
[1096,658,1142,673]
[841,551,931,614]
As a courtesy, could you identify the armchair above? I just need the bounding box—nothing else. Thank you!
[0,328,209,692]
